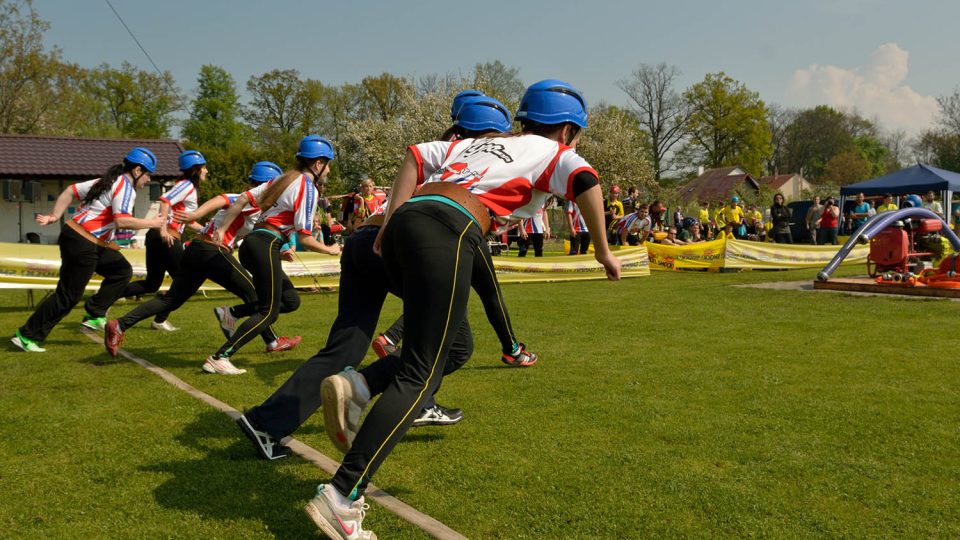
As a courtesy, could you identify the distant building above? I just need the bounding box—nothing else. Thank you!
[758,173,813,200]
[679,166,760,205]
[0,134,184,243]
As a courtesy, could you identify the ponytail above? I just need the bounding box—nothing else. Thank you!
[257,157,325,209]
[83,162,130,205]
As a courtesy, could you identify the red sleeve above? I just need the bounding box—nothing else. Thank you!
[408,145,425,184]
[565,166,599,201]
[71,184,80,200]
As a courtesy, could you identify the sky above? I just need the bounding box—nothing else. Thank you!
[35,0,960,135]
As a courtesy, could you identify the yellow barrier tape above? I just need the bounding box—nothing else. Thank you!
[0,241,649,291]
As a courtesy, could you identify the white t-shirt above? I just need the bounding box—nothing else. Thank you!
[924,200,944,215]
[410,134,598,224]
[71,175,137,241]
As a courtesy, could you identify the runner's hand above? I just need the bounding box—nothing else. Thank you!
[595,250,622,281]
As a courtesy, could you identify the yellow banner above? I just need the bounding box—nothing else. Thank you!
[645,239,726,270]
[643,238,869,270]
[0,242,648,291]
[723,239,869,269]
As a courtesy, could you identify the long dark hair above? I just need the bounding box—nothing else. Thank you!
[257,157,325,209]
[83,161,136,205]
[183,165,204,188]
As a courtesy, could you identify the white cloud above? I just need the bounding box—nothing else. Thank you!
[785,43,938,134]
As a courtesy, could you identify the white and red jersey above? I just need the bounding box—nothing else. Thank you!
[71,175,137,242]
[565,200,587,234]
[615,211,651,236]
[244,174,317,238]
[201,193,261,249]
[353,190,388,218]
[409,134,597,224]
[160,179,198,235]
[521,206,547,234]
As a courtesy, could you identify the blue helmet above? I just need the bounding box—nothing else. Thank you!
[731,195,740,203]
[296,135,335,161]
[451,89,485,120]
[455,96,512,133]
[903,194,923,208]
[124,147,157,174]
[515,79,588,128]
[178,150,206,171]
[249,161,283,183]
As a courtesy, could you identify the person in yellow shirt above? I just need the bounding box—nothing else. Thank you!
[713,203,726,237]
[698,201,710,237]
[876,192,898,213]
[723,195,745,238]
[745,203,763,240]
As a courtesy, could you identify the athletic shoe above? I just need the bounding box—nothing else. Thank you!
[321,368,370,454]
[151,320,178,332]
[412,404,464,427]
[266,335,301,353]
[11,331,45,353]
[80,316,107,332]
[202,355,247,375]
[213,306,236,339]
[501,342,538,367]
[370,334,397,359]
[104,320,124,357]
[305,484,377,540]
[236,414,292,460]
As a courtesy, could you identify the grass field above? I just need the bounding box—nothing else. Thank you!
[1,267,958,539]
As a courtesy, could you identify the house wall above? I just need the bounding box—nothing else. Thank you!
[0,178,156,244]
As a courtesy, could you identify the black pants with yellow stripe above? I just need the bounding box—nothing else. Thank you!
[332,200,483,499]
[244,225,471,440]
[122,227,184,323]
[216,230,299,357]
[116,241,285,344]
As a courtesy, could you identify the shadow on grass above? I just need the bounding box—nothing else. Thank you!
[141,410,319,538]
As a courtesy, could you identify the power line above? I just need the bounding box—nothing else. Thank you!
[103,0,176,94]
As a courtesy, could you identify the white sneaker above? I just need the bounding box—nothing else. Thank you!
[11,332,45,353]
[213,306,236,338]
[304,484,377,540]
[202,355,247,375]
[151,320,178,332]
[320,368,370,454]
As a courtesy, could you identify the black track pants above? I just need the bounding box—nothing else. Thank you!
[332,200,481,499]
[122,228,184,323]
[116,241,279,344]
[19,225,132,342]
[569,231,591,254]
[517,233,544,257]
[379,233,518,355]
[245,226,472,440]
[215,231,291,357]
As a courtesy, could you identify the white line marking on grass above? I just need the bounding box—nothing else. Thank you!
[81,330,469,540]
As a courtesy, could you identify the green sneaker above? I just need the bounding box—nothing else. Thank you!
[11,331,45,352]
[80,316,107,332]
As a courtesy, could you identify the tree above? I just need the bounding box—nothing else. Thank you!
[765,103,797,175]
[821,150,872,185]
[780,105,853,180]
[576,104,654,191]
[616,63,690,181]
[681,72,771,176]
[0,0,88,134]
[182,65,248,149]
[914,130,960,172]
[853,135,895,177]
[472,60,525,110]
[245,69,306,136]
[82,61,183,138]
[936,87,960,135]
[359,73,413,122]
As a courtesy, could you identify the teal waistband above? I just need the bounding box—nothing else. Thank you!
[408,195,479,228]
[251,227,285,242]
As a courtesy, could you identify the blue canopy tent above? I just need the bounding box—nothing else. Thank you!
[840,163,960,223]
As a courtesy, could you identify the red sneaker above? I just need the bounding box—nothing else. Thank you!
[371,334,397,359]
[266,335,301,353]
[104,319,124,358]
[501,342,538,367]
